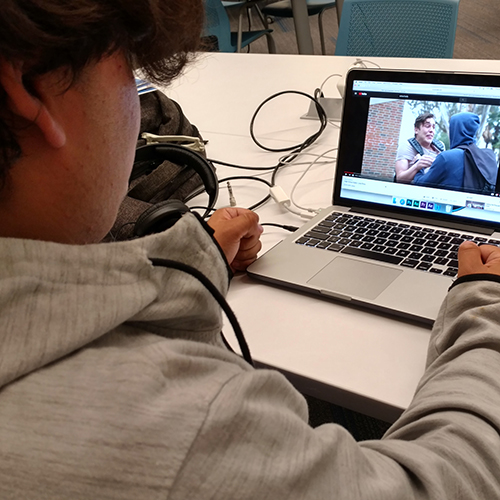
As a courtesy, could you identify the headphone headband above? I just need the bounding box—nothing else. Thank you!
[133,143,218,210]
[130,143,218,237]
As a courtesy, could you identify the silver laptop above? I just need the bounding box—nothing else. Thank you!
[247,68,500,324]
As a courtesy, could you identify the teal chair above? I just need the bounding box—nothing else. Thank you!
[261,0,337,55]
[203,0,275,53]
[335,0,460,58]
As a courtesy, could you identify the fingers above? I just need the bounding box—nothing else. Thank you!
[479,244,500,272]
[208,208,261,239]
[414,157,432,172]
[230,210,262,240]
[207,208,263,270]
[208,207,256,225]
[458,241,500,277]
[236,231,262,258]
[231,236,262,271]
[457,241,483,277]
[419,156,433,167]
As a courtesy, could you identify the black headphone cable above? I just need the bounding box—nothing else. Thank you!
[149,258,254,367]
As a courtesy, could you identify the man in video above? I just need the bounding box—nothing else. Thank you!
[413,112,498,194]
[395,112,445,183]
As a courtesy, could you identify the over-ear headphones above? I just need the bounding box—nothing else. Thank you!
[134,199,190,237]
[131,144,218,237]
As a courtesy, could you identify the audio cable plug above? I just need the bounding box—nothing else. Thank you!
[227,181,237,207]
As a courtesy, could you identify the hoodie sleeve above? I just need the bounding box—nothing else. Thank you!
[169,279,500,500]
[413,149,464,190]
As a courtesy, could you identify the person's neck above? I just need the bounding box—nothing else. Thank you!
[0,194,69,243]
[0,154,78,243]
[419,139,432,149]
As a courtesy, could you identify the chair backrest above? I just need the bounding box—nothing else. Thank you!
[203,0,235,52]
[335,0,460,58]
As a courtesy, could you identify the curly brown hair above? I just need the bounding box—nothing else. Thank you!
[0,0,204,183]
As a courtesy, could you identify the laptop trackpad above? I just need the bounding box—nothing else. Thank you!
[307,256,402,300]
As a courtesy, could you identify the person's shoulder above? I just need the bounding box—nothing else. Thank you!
[432,139,446,152]
[483,147,497,159]
[0,330,257,497]
[396,138,416,159]
[436,146,462,159]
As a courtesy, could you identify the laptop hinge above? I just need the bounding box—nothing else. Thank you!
[352,207,495,236]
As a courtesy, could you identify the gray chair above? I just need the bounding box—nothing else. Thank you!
[212,0,276,52]
[262,0,337,54]
[335,0,460,58]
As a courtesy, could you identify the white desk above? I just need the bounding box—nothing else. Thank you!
[165,52,500,422]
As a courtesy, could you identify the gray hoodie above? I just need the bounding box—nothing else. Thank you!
[1,213,500,499]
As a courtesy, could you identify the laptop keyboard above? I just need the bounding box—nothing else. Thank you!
[295,212,500,278]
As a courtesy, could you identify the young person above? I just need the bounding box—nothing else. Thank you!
[2,1,500,499]
[395,112,445,183]
[414,112,498,193]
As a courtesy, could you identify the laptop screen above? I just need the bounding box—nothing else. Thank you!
[334,68,500,231]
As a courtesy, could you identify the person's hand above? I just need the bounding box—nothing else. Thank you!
[457,241,500,278]
[208,207,263,272]
[414,154,434,171]
[410,154,421,167]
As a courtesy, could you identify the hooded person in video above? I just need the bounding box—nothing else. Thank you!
[413,112,498,193]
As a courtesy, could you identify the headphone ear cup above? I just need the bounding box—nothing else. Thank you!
[133,144,218,212]
[134,199,189,237]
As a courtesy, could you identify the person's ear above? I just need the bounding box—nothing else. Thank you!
[0,58,66,148]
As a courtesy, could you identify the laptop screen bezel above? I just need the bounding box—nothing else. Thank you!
[333,68,500,232]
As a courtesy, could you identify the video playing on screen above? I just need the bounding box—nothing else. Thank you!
[336,74,500,226]
[360,98,500,195]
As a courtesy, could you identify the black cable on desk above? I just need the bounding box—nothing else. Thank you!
[189,92,327,215]
[208,158,279,171]
[219,175,273,211]
[249,90,328,154]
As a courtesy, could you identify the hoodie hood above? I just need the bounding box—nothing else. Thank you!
[0,213,229,389]
[449,112,480,149]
